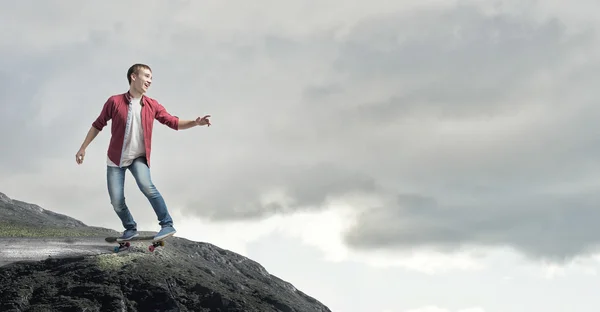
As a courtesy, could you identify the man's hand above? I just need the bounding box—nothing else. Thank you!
[76,149,85,164]
[76,126,100,165]
[195,115,211,127]
[175,115,212,130]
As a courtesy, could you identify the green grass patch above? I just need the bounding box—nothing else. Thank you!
[96,252,144,271]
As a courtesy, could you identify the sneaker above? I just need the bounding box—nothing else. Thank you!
[116,229,139,241]
[154,226,176,241]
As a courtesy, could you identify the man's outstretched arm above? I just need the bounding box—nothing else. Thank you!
[76,126,100,164]
[178,115,211,130]
[154,100,211,130]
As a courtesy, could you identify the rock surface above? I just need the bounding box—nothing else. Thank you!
[0,192,331,312]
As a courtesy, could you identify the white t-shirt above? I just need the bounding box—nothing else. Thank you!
[107,97,146,167]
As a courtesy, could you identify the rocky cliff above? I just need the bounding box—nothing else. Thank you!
[0,192,331,312]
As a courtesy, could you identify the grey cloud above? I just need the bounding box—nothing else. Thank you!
[265,5,600,261]
[176,4,596,227]
[184,162,379,221]
[314,7,589,120]
[303,84,344,100]
[344,192,600,261]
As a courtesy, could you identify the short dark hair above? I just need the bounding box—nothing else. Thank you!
[127,63,152,85]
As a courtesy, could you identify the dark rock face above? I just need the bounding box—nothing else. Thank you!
[0,192,331,312]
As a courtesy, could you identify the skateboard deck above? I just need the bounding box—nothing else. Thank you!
[105,233,174,253]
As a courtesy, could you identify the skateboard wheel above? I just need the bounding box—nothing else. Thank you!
[125,242,130,247]
[149,245,155,252]
[159,241,165,247]
[114,246,120,253]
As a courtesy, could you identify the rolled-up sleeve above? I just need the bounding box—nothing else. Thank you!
[154,102,179,130]
[92,97,113,130]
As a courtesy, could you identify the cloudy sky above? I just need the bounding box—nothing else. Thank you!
[3,0,600,311]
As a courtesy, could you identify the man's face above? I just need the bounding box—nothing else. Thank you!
[131,68,152,93]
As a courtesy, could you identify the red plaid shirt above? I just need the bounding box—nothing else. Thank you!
[92,91,179,167]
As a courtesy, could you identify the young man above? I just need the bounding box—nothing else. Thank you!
[75,63,211,242]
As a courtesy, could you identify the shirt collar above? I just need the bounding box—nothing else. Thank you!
[125,91,145,106]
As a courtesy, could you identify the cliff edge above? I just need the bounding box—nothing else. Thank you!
[0,192,331,312]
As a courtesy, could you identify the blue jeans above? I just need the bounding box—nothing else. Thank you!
[107,156,173,231]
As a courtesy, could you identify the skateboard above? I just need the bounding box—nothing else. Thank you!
[105,233,174,253]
